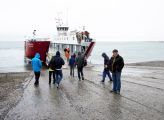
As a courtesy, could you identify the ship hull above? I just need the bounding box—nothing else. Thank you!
[24,40,50,63]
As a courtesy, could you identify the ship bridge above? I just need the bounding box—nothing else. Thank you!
[57,26,69,36]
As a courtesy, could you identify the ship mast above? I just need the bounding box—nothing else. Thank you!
[55,13,69,36]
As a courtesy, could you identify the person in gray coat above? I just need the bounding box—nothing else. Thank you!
[76,52,85,81]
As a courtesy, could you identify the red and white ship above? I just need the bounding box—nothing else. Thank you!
[24,17,96,65]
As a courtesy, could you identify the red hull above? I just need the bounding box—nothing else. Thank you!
[24,40,50,63]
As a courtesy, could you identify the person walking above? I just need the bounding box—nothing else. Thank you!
[31,53,42,85]
[64,48,70,62]
[48,56,56,84]
[52,51,65,88]
[110,49,124,94]
[76,52,85,81]
[69,55,76,77]
[101,53,113,82]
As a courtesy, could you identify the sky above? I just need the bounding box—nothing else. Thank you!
[0,0,164,41]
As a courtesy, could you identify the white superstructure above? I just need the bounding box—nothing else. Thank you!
[46,16,96,64]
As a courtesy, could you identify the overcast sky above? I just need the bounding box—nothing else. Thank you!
[0,0,164,41]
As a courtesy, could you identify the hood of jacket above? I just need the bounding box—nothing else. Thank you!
[102,53,107,58]
[56,51,60,57]
[34,53,40,59]
[71,55,74,58]
[102,53,109,59]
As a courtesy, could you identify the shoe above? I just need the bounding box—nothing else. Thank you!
[110,90,116,93]
[82,77,84,80]
[116,92,120,94]
[34,81,39,85]
[101,80,105,82]
[116,91,120,94]
[56,83,59,88]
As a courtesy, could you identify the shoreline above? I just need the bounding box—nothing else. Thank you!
[0,60,163,74]
[126,60,164,67]
[92,60,164,67]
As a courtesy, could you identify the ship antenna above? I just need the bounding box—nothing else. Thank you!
[55,12,63,27]
[66,8,69,26]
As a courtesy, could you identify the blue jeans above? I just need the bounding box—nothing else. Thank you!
[112,72,121,92]
[55,70,63,85]
[102,70,112,81]
[70,65,75,77]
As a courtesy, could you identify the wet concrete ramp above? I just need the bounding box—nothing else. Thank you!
[4,68,164,120]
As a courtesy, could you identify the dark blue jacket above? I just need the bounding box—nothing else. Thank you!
[31,53,42,72]
[52,51,65,70]
[102,53,110,71]
[69,55,75,66]
[102,53,110,65]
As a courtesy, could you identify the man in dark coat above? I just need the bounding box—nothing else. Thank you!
[76,52,85,81]
[110,49,124,94]
[51,51,65,88]
[101,53,113,82]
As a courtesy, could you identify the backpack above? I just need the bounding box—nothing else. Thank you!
[69,58,75,66]
[83,59,87,67]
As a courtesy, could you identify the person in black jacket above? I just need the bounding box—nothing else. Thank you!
[76,52,85,81]
[51,51,65,88]
[101,53,113,82]
[110,49,124,94]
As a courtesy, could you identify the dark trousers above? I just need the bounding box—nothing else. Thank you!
[49,71,55,84]
[34,71,40,85]
[102,69,112,81]
[77,67,84,80]
[112,72,121,92]
[55,70,63,85]
[70,66,75,77]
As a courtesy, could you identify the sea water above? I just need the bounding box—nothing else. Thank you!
[89,41,164,64]
[0,41,164,72]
